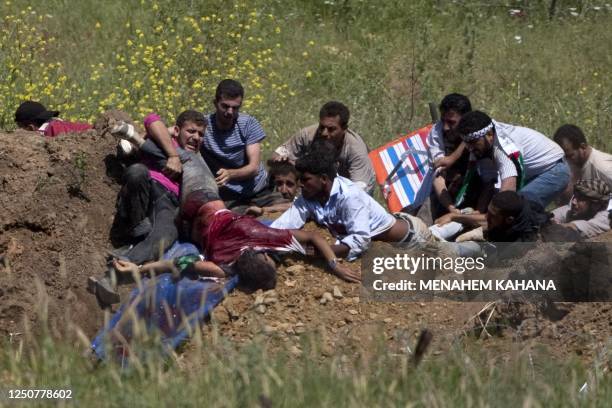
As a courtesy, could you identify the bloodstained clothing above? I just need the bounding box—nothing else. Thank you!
[39,119,92,137]
[200,208,304,265]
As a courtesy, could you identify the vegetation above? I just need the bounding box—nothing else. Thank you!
[1,0,611,151]
[2,326,611,407]
[1,0,611,405]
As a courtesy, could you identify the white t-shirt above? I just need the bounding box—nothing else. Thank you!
[481,121,564,182]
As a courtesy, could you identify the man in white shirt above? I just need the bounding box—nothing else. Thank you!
[457,111,570,208]
[426,94,497,219]
[271,141,432,261]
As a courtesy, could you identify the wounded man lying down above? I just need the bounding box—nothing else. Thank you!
[91,149,360,306]
[177,150,360,284]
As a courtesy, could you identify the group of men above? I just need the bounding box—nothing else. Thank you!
[14,85,612,306]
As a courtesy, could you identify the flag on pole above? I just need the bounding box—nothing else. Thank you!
[368,125,434,213]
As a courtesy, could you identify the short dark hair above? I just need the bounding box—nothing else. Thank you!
[439,93,472,115]
[456,110,493,138]
[267,160,298,180]
[553,124,587,148]
[234,250,277,290]
[319,101,350,129]
[491,191,524,218]
[295,140,338,180]
[215,79,244,101]
[176,110,207,128]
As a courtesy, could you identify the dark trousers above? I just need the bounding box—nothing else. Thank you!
[115,163,178,264]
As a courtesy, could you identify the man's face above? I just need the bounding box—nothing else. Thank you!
[559,140,589,167]
[568,194,597,221]
[465,132,494,159]
[273,173,298,200]
[441,110,462,141]
[176,121,205,152]
[317,115,346,149]
[299,171,326,200]
[486,203,511,231]
[214,95,242,128]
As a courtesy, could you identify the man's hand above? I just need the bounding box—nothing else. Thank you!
[333,264,361,283]
[447,205,461,214]
[163,156,182,180]
[215,168,233,186]
[113,259,139,275]
[434,212,456,226]
[245,206,264,216]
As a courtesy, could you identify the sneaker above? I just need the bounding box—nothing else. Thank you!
[117,139,137,157]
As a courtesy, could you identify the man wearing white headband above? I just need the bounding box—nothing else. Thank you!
[456,111,569,208]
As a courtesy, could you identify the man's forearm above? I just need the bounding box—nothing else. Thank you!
[450,212,487,228]
[147,120,179,158]
[224,164,259,181]
[330,244,351,258]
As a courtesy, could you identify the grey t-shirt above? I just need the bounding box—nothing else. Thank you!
[274,124,375,193]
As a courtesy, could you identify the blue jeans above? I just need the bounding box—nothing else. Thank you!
[519,159,570,208]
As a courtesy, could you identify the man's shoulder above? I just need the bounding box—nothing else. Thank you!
[295,124,318,140]
[590,148,612,164]
[343,128,369,151]
[334,176,368,199]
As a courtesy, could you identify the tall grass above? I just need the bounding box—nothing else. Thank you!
[2,326,611,406]
[1,0,611,152]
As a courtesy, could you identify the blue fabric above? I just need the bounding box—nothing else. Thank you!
[91,242,238,363]
[520,159,570,208]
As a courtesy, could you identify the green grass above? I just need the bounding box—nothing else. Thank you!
[1,0,611,152]
[2,0,612,404]
[1,329,611,407]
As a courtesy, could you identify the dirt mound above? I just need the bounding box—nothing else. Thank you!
[1,125,610,362]
[0,126,121,338]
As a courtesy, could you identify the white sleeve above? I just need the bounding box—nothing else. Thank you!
[427,122,444,161]
[493,146,518,181]
[270,196,310,229]
[337,195,373,261]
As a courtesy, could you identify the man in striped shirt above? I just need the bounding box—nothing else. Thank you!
[200,79,285,212]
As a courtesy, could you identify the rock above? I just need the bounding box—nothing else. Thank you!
[286,264,305,275]
[383,318,392,324]
[320,292,333,305]
[212,307,231,324]
[368,313,377,320]
[284,279,296,287]
[321,343,334,357]
[290,345,302,357]
[256,304,267,314]
[254,294,265,306]
[263,325,276,334]
[348,309,359,315]
[332,286,343,299]
[264,295,278,305]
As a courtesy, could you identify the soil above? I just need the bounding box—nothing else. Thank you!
[1,123,611,365]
